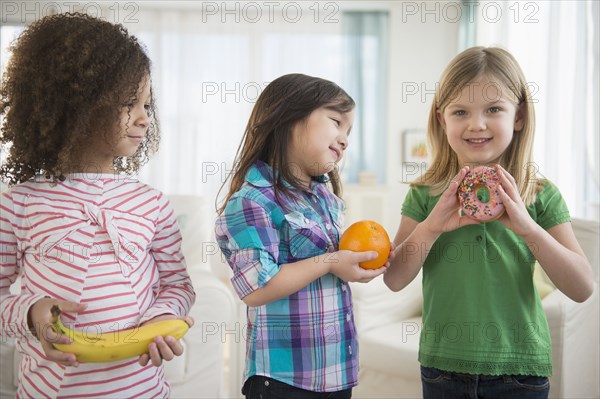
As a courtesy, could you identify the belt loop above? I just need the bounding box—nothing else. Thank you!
[503,375,512,384]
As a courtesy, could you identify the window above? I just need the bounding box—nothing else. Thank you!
[0,5,389,204]
[473,0,599,218]
[129,6,389,201]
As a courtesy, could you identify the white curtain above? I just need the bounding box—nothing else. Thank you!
[342,12,389,184]
[475,0,600,219]
[124,7,348,205]
[123,3,385,205]
[2,4,390,210]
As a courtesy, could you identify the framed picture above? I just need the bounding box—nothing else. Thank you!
[402,129,429,164]
[401,129,429,182]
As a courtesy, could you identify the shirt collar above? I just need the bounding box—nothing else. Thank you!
[245,160,330,189]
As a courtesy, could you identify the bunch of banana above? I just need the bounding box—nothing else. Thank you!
[50,305,190,363]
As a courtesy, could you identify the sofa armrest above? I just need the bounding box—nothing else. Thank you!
[543,282,599,399]
[165,265,237,398]
[0,335,17,398]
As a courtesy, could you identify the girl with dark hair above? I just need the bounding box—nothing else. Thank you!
[216,73,390,398]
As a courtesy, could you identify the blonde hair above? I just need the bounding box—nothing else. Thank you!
[417,46,540,205]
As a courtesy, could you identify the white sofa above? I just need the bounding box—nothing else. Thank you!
[4,191,595,399]
[0,195,238,399]
[351,217,600,399]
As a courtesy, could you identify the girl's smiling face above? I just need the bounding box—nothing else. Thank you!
[84,75,151,173]
[287,106,354,187]
[437,75,524,167]
[114,75,151,158]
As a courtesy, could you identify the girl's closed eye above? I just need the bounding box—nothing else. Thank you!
[330,117,341,126]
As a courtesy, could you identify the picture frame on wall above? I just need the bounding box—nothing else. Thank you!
[401,129,429,182]
[402,129,429,164]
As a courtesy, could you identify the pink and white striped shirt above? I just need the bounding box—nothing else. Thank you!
[0,173,196,398]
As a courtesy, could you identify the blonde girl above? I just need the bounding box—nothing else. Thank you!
[385,46,592,399]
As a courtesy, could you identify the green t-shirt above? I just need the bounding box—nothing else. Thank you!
[401,180,570,376]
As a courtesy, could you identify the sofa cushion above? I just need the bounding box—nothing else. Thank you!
[163,339,187,383]
[351,273,423,334]
[359,316,422,379]
[534,262,556,299]
[168,195,213,272]
[168,195,232,281]
[571,218,599,282]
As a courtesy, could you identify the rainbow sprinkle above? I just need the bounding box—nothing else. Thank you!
[458,166,504,221]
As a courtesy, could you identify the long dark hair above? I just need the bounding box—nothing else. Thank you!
[217,73,355,214]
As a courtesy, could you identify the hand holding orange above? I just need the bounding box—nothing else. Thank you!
[339,220,391,270]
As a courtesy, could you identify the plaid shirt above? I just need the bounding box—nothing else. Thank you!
[215,161,358,392]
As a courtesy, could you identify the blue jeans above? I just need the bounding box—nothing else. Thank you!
[421,366,549,399]
[242,375,352,399]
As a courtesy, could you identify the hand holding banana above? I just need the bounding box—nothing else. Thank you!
[137,314,195,367]
[49,305,191,364]
[28,298,89,368]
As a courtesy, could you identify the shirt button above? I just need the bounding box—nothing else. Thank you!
[341,284,347,292]
[326,223,332,230]
[264,380,270,387]
[476,236,483,242]
[346,313,351,322]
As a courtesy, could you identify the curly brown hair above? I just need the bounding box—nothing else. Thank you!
[0,12,160,185]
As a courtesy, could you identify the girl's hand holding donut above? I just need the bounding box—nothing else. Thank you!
[422,166,479,235]
[494,165,538,237]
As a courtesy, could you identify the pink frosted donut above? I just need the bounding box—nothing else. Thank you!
[458,166,505,222]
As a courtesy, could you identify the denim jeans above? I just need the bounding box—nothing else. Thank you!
[242,375,353,399]
[421,366,549,399]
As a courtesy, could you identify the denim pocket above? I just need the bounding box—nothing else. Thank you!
[420,366,449,384]
[241,377,254,396]
[510,375,550,391]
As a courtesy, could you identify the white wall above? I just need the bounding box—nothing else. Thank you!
[384,3,459,234]
[1,0,460,235]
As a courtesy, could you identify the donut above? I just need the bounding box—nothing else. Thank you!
[457,166,505,222]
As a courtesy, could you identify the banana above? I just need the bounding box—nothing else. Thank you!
[50,305,189,363]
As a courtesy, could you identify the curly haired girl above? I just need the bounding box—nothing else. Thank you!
[0,12,160,182]
[0,13,195,398]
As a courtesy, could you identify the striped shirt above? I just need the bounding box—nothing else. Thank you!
[0,173,195,399]
[215,161,358,393]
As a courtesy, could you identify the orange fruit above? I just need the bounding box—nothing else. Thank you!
[339,220,391,270]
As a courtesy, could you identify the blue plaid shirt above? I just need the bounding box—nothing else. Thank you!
[215,161,358,392]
